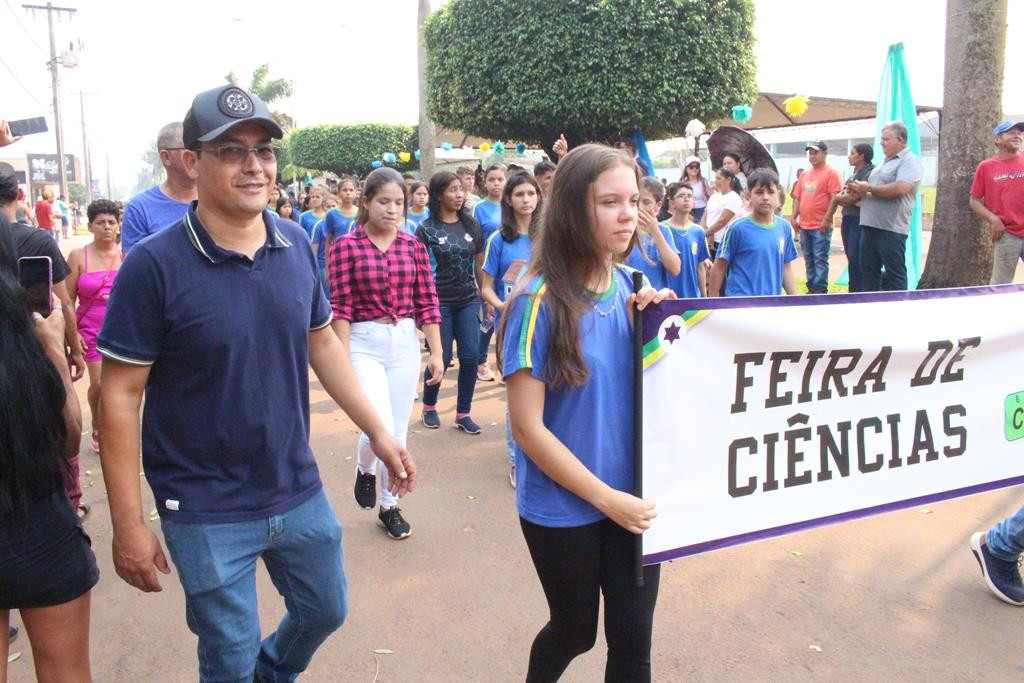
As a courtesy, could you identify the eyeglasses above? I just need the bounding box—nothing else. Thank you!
[686,164,700,169]
[198,144,277,164]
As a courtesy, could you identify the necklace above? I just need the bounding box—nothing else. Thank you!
[591,276,619,317]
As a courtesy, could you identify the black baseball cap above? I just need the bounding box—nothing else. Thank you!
[805,140,827,152]
[182,85,283,149]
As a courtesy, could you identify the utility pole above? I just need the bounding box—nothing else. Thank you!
[24,2,77,202]
[72,90,95,202]
[105,153,111,199]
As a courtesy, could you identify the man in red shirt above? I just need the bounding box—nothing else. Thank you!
[971,120,1024,284]
[791,141,842,293]
[35,189,58,242]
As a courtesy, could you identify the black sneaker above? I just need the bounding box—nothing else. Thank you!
[378,506,411,540]
[354,470,376,510]
[970,532,1024,605]
[422,409,440,429]
[455,415,481,435]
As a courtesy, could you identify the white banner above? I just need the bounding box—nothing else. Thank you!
[641,287,1024,564]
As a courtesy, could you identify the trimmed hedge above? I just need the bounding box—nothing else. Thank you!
[288,124,418,177]
[425,0,757,147]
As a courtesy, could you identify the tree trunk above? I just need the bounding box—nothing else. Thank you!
[417,0,437,180]
[918,0,1006,288]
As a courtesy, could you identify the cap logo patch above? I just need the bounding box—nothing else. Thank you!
[218,88,254,119]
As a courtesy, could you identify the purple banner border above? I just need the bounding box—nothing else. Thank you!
[642,284,1024,346]
[643,475,1024,565]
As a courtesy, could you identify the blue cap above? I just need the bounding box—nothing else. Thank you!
[993,121,1024,137]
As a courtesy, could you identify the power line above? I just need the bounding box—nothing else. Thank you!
[4,0,46,55]
[0,54,47,109]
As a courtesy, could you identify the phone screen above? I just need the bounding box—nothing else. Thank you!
[8,116,48,137]
[18,256,53,316]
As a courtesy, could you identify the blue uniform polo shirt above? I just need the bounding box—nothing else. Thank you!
[97,203,332,523]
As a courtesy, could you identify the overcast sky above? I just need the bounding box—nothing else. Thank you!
[2,0,1021,195]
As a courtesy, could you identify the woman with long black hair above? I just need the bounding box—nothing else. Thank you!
[0,215,95,682]
[416,171,486,434]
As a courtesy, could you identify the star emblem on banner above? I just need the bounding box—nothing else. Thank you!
[663,322,681,344]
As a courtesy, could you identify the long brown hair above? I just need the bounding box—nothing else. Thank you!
[497,144,639,389]
[498,172,542,242]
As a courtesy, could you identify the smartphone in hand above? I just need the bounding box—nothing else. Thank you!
[8,117,48,137]
[18,256,53,316]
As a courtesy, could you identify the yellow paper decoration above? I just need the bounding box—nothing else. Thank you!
[479,143,491,152]
[398,152,411,163]
[783,95,810,118]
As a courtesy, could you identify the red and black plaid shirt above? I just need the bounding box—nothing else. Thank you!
[328,226,441,326]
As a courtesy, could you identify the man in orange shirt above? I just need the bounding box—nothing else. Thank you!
[791,141,842,293]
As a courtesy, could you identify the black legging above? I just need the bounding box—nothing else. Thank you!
[519,517,661,683]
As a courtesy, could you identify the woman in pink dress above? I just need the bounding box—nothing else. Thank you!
[64,200,122,517]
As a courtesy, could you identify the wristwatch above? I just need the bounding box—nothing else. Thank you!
[865,185,874,197]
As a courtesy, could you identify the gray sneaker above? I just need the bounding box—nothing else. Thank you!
[378,506,411,540]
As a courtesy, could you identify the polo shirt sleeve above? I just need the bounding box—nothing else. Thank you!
[305,239,331,330]
[96,248,165,365]
[897,154,924,185]
[500,284,550,382]
[970,161,987,199]
[120,199,147,252]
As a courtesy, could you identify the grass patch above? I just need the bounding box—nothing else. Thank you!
[795,277,849,294]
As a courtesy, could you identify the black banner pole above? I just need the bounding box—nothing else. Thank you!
[632,270,645,588]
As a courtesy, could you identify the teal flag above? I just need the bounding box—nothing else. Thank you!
[835,42,923,290]
[875,42,924,289]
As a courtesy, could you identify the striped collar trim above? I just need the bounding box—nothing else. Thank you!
[184,204,291,263]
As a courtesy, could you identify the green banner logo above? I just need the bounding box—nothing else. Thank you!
[1006,392,1024,442]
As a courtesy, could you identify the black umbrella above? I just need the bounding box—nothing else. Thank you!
[706,125,778,176]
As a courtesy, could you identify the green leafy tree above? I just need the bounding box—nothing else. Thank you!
[67,183,87,205]
[425,0,756,155]
[226,64,295,132]
[289,124,418,177]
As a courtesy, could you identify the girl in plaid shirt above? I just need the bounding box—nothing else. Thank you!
[327,168,443,540]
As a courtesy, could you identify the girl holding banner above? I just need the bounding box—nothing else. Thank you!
[498,144,671,682]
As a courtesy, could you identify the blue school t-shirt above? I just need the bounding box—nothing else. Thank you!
[667,223,710,298]
[299,210,328,239]
[482,231,533,304]
[313,208,358,269]
[718,215,798,297]
[408,208,429,229]
[472,198,502,241]
[624,224,678,291]
[501,265,644,527]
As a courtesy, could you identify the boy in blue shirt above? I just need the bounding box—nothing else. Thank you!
[663,181,710,298]
[709,169,798,297]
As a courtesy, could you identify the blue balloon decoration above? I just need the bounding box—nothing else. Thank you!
[383,152,397,164]
[441,142,453,151]
[731,104,753,123]
[371,160,382,168]
[515,143,526,155]
[414,149,421,160]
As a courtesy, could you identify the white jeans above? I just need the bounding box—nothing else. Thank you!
[348,318,421,510]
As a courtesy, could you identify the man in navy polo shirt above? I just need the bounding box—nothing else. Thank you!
[97,85,416,682]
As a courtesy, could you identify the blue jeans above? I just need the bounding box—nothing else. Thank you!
[988,506,1024,561]
[860,225,907,291]
[318,267,330,299]
[799,228,832,294]
[840,215,863,293]
[161,490,347,683]
[423,300,479,414]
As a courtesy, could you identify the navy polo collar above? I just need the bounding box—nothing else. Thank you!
[183,201,292,264]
